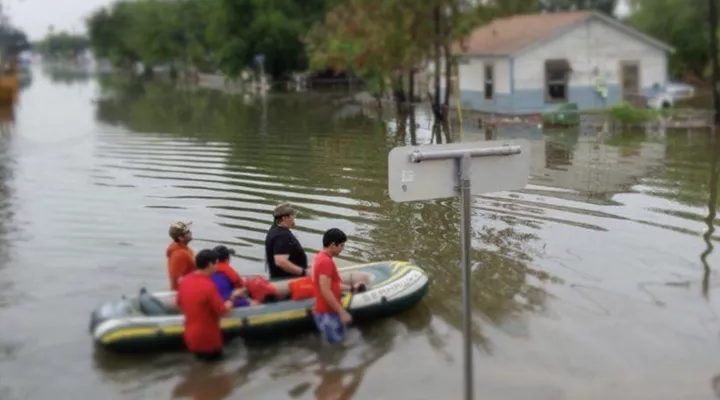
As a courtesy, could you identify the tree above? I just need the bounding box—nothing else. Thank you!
[306,0,492,121]
[86,3,140,68]
[86,0,220,72]
[0,27,30,58]
[207,0,331,79]
[625,0,712,79]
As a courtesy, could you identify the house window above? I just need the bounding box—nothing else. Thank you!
[484,63,494,100]
[545,59,571,103]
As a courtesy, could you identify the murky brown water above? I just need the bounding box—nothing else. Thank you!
[1,66,720,400]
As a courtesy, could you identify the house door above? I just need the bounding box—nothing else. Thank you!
[620,61,640,103]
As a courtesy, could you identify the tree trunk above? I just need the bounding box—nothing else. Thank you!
[443,46,452,123]
[708,0,720,124]
[408,70,415,104]
[432,6,442,121]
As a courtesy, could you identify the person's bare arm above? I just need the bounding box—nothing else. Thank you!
[273,254,305,275]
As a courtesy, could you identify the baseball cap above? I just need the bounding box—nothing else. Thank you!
[168,221,192,239]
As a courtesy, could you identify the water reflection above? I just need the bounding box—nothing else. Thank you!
[0,104,15,291]
[19,73,32,91]
[41,64,93,86]
[0,102,16,399]
[702,136,720,299]
[543,129,578,170]
[93,303,432,400]
[3,73,720,398]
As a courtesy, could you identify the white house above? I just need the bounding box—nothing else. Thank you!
[443,10,675,115]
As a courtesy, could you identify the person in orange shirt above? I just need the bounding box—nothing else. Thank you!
[210,245,254,307]
[167,221,196,291]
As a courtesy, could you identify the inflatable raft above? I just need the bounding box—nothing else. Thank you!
[89,261,430,353]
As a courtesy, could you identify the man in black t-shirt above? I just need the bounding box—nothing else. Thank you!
[265,203,309,280]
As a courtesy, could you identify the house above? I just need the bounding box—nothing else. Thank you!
[444,11,675,115]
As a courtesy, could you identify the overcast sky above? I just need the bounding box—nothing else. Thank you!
[6,0,632,41]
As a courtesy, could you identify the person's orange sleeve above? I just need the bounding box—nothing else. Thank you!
[169,252,194,291]
[227,267,245,288]
[216,264,244,288]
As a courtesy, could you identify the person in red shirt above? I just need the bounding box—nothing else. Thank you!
[167,221,196,291]
[312,228,353,345]
[176,248,244,362]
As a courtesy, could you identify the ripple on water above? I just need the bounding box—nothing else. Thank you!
[1,75,720,399]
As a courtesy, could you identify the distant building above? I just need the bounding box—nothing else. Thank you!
[439,11,675,115]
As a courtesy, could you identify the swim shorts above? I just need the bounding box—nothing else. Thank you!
[312,312,347,345]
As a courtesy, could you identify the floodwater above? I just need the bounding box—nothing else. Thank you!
[1,66,720,400]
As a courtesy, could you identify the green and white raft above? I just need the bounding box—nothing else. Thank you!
[89,261,430,353]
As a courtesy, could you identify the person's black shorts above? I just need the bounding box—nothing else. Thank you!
[193,350,223,362]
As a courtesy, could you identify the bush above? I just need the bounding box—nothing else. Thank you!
[606,102,658,124]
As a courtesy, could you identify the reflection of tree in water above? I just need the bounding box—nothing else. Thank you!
[18,73,32,91]
[0,106,15,270]
[94,80,382,191]
[0,104,16,378]
[701,137,720,298]
[41,65,93,86]
[543,129,579,170]
[93,81,556,354]
[653,131,720,208]
[602,130,648,157]
[355,193,554,352]
[350,108,556,352]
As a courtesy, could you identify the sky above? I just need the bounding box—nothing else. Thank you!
[5,0,633,41]
[4,0,111,40]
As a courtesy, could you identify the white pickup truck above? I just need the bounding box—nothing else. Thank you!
[647,82,696,109]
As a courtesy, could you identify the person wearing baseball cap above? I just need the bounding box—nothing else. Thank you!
[167,221,196,291]
[264,203,309,280]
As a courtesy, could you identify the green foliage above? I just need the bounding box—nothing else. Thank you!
[0,27,30,58]
[86,0,331,78]
[86,3,140,67]
[208,0,332,79]
[305,0,490,96]
[86,0,220,70]
[626,0,712,79]
[605,102,662,124]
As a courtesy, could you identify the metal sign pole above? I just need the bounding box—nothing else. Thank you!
[392,141,528,400]
[458,152,473,400]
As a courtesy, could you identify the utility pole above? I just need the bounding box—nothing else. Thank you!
[709,0,720,124]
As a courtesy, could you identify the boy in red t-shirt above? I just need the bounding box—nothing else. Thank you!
[312,228,353,344]
[176,248,245,362]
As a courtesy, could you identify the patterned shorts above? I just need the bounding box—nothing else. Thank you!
[312,312,347,345]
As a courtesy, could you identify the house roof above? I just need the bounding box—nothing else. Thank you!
[454,10,675,56]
